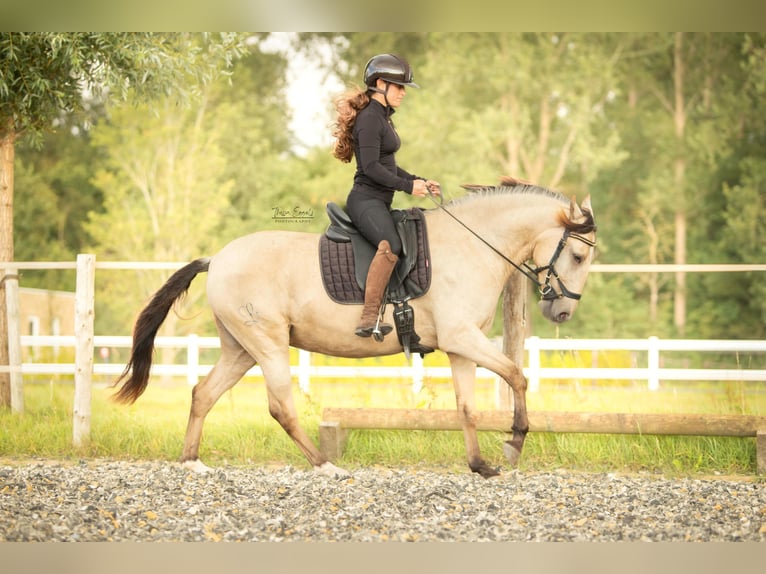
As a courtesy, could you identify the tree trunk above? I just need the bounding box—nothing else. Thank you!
[642,212,660,324]
[673,206,687,336]
[0,126,15,409]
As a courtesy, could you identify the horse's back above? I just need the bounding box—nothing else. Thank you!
[210,230,319,271]
[207,230,321,303]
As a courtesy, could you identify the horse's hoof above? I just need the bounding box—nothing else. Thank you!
[470,461,501,479]
[503,442,522,467]
[479,466,501,479]
[182,459,213,474]
[315,461,351,479]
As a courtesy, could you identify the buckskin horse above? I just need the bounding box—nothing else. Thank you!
[113,178,597,478]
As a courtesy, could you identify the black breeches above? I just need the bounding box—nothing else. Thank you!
[346,193,403,256]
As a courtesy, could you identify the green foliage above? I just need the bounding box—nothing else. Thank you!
[14,112,105,291]
[1,33,248,145]
[399,33,628,191]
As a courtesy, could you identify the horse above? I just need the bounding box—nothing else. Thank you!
[112,178,597,479]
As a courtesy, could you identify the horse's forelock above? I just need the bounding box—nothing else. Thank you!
[557,207,597,234]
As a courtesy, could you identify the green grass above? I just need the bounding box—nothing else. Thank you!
[2,362,764,477]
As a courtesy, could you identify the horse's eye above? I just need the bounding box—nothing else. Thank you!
[573,254,584,264]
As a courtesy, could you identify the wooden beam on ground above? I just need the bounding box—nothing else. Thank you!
[322,408,766,437]
[320,408,766,471]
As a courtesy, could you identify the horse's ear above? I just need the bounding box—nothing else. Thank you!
[569,196,582,220]
[581,194,594,218]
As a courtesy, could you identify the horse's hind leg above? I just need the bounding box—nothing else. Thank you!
[181,322,256,472]
[259,347,350,478]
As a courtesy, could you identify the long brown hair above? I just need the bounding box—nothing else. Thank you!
[331,86,370,163]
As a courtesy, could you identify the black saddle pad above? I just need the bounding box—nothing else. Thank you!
[319,208,431,305]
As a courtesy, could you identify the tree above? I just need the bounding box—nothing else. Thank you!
[397,33,627,193]
[603,33,753,336]
[14,110,106,291]
[84,38,304,342]
[0,32,247,408]
[84,95,236,341]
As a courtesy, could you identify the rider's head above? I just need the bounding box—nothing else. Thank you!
[364,54,419,107]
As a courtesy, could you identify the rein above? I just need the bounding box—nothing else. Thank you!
[426,190,596,301]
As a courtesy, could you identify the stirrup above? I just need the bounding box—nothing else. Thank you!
[355,300,391,341]
[355,322,393,340]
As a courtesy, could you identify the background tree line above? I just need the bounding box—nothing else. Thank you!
[6,32,766,347]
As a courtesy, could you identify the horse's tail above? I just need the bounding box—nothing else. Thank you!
[112,257,211,405]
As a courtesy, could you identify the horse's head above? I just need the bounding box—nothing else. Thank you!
[530,195,597,323]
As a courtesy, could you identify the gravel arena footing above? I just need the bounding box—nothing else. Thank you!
[1,459,765,542]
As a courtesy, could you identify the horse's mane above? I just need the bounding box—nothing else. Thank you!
[459,176,568,203]
[457,176,597,234]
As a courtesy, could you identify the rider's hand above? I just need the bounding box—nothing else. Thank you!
[412,179,441,197]
[425,180,441,196]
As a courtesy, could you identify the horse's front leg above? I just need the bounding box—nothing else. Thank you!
[448,353,500,478]
[443,329,529,473]
[502,361,529,468]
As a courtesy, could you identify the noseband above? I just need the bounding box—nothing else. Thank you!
[524,229,597,301]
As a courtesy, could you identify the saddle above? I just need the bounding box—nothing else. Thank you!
[319,202,433,357]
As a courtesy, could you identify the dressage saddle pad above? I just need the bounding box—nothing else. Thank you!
[318,206,432,305]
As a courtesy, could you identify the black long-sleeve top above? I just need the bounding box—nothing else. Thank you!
[352,99,419,204]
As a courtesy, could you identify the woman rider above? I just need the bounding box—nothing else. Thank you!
[332,53,441,338]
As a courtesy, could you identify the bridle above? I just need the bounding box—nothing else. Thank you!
[524,229,597,301]
[427,191,596,301]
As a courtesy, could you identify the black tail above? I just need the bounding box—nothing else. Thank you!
[112,258,210,404]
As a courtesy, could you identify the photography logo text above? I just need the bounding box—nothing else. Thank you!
[271,206,315,224]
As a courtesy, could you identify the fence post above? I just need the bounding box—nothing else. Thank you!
[412,353,424,393]
[526,336,541,393]
[298,349,311,393]
[187,334,199,386]
[73,254,95,448]
[4,269,23,413]
[648,335,660,391]
[501,275,527,409]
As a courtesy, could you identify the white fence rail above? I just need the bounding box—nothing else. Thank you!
[17,334,766,398]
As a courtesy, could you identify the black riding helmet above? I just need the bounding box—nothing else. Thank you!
[364,53,420,91]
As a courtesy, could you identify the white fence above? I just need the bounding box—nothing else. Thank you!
[3,257,766,441]
[17,334,766,398]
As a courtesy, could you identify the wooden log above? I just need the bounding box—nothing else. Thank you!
[319,421,348,463]
[322,408,766,438]
[757,430,766,476]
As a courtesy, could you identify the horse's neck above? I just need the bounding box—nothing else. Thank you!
[443,193,561,261]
